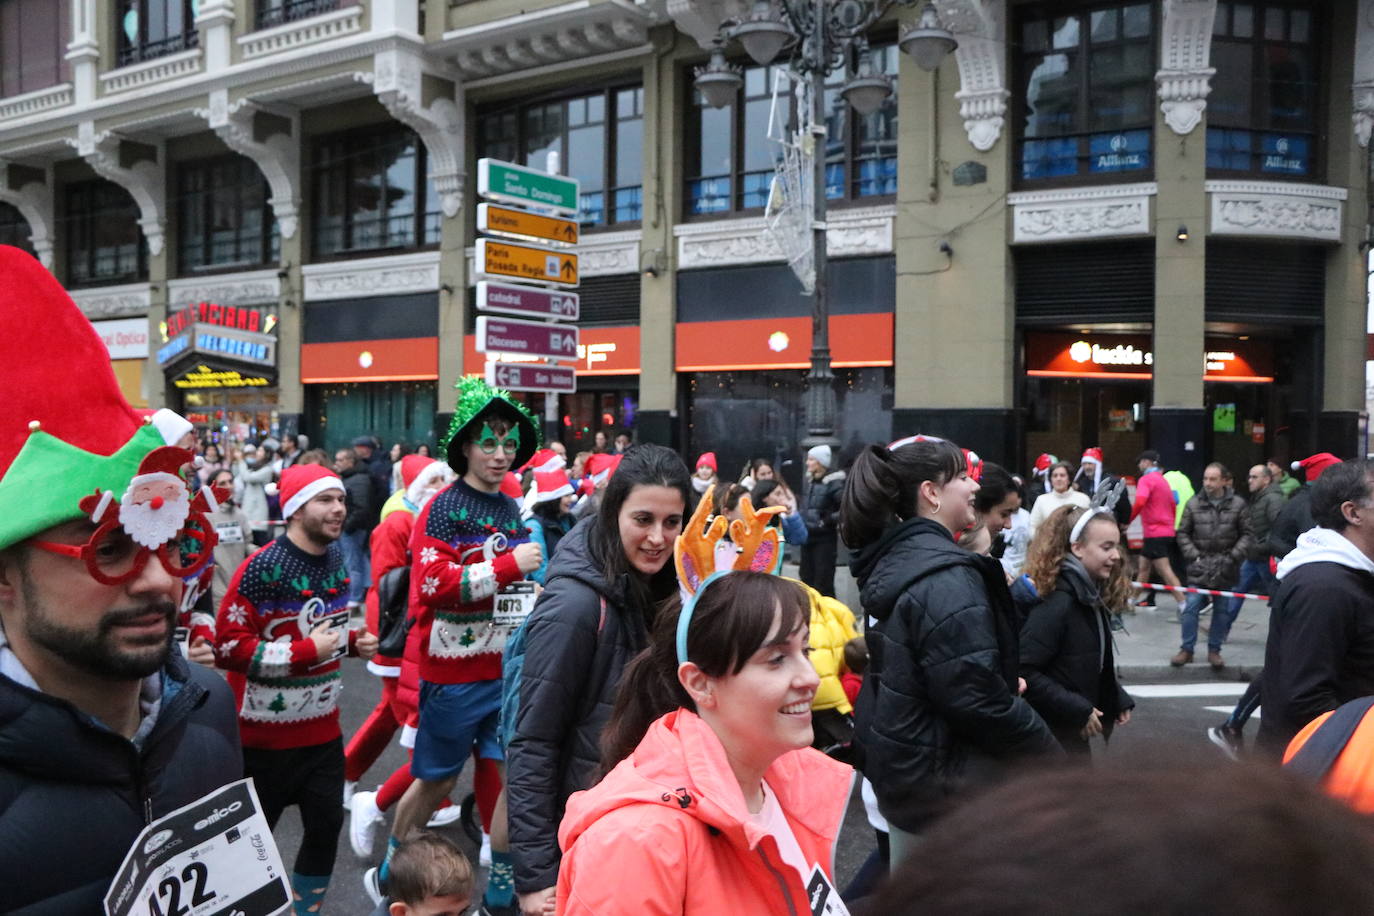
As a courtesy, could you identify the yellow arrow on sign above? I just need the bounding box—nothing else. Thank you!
[475,238,579,288]
[478,203,579,247]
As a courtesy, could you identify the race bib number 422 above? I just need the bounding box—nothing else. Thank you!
[104,778,291,916]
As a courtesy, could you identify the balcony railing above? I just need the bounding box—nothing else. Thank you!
[255,0,340,30]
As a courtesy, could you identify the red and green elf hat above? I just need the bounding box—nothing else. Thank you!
[0,245,193,550]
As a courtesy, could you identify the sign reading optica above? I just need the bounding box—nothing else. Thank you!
[475,238,579,288]
[477,158,580,216]
[1025,332,1274,382]
[477,203,579,247]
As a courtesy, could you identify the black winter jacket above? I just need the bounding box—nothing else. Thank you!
[1245,485,1286,562]
[507,517,668,892]
[1268,486,1315,559]
[1258,560,1374,757]
[1177,490,1252,587]
[0,651,242,914]
[339,465,375,533]
[851,517,1059,832]
[1019,560,1134,753]
[803,470,846,541]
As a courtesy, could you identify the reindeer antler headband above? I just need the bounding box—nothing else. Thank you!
[674,483,785,665]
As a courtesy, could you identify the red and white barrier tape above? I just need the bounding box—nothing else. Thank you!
[1131,581,1269,602]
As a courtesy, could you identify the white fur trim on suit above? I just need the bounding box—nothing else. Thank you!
[283,476,345,519]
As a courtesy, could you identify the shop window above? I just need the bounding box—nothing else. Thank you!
[0,0,71,99]
[311,124,441,260]
[177,155,279,274]
[476,84,644,228]
[1015,3,1154,184]
[1207,2,1320,179]
[685,46,898,216]
[116,0,198,68]
[63,180,146,287]
[254,0,338,30]
[0,202,34,256]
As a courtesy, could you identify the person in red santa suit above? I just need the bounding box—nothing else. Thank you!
[215,462,379,915]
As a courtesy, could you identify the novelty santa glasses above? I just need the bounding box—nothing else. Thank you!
[32,446,221,586]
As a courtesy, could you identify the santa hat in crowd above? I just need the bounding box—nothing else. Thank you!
[0,246,205,551]
[581,453,622,494]
[404,457,454,510]
[1074,447,1104,490]
[1293,453,1343,482]
[695,452,717,473]
[280,464,344,519]
[500,472,524,501]
[525,467,574,513]
[523,448,566,475]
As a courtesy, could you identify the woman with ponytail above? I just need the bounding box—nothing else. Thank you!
[842,438,1058,865]
[556,572,852,915]
[1019,506,1135,757]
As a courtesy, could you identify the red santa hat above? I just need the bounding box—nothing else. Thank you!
[1293,453,1343,481]
[523,447,566,474]
[526,468,574,511]
[280,464,344,519]
[1075,447,1104,489]
[582,453,623,493]
[399,454,434,491]
[695,452,717,473]
[500,471,524,501]
[404,457,453,510]
[1034,453,1058,473]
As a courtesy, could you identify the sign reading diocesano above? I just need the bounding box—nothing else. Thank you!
[475,238,579,289]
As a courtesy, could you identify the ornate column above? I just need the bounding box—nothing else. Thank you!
[936,0,1010,152]
[1156,0,1217,136]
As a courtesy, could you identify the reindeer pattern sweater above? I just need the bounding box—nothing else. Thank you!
[408,479,530,685]
[214,535,359,750]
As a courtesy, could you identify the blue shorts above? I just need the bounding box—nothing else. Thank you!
[412,679,504,781]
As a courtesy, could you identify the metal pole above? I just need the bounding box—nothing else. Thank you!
[802,0,838,450]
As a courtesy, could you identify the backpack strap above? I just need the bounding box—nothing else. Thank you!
[1284,696,1374,782]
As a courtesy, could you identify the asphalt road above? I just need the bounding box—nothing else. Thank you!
[268,663,1256,915]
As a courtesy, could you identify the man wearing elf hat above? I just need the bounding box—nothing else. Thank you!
[378,378,543,912]
[0,245,241,911]
[214,461,380,915]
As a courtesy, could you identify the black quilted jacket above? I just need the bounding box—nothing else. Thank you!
[851,517,1059,832]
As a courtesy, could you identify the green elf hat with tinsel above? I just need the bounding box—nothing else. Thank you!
[0,245,195,550]
[443,375,541,475]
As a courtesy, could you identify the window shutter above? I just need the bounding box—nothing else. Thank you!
[1014,241,1155,325]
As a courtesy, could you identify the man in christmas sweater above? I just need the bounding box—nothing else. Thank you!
[216,463,379,916]
[373,379,542,912]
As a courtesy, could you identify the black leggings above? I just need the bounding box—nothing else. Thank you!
[244,736,345,878]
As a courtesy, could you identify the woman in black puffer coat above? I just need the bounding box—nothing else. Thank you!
[506,444,689,912]
[1020,505,1135,757]
[843,438,1059,867]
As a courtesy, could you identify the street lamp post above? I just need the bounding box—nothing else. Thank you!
[695,0,957,452]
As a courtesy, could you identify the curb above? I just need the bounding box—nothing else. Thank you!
[1117,664,1262,681]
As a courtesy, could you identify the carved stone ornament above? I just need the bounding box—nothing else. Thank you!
[67,122,166,256]
[674,206,894,269]
[301,251,440,302]
[371,48,464,219]
[0,160,54,268]
[195,89,301,239]
[166,269,282,309]
[1354,0,1374,146]
[1157,0,1217,136]
[1008,184,1157,243]
[1206,180,1346,243]
[935,0,1010,152]
[449,5,654,81]
[665,0,750,49]
[67,281,152,319]
[579,231,641,276]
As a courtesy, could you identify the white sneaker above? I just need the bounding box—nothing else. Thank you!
[480,831,492,868]
[427,804,464,828]
[342,779,357,810]
[363,867,383,906]
[349,790,383,858]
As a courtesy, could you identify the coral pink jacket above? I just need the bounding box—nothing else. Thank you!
[557,708,854,915]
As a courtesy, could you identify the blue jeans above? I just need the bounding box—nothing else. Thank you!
[1180,588,1240,653]
[339,528,371,604]
[1228,558,1275,616]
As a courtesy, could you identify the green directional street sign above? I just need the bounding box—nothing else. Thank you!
[477,158,580,217]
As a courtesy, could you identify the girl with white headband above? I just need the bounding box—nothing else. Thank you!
[1020,506,1136,757]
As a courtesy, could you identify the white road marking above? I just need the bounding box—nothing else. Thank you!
[1127,683,1250,698]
